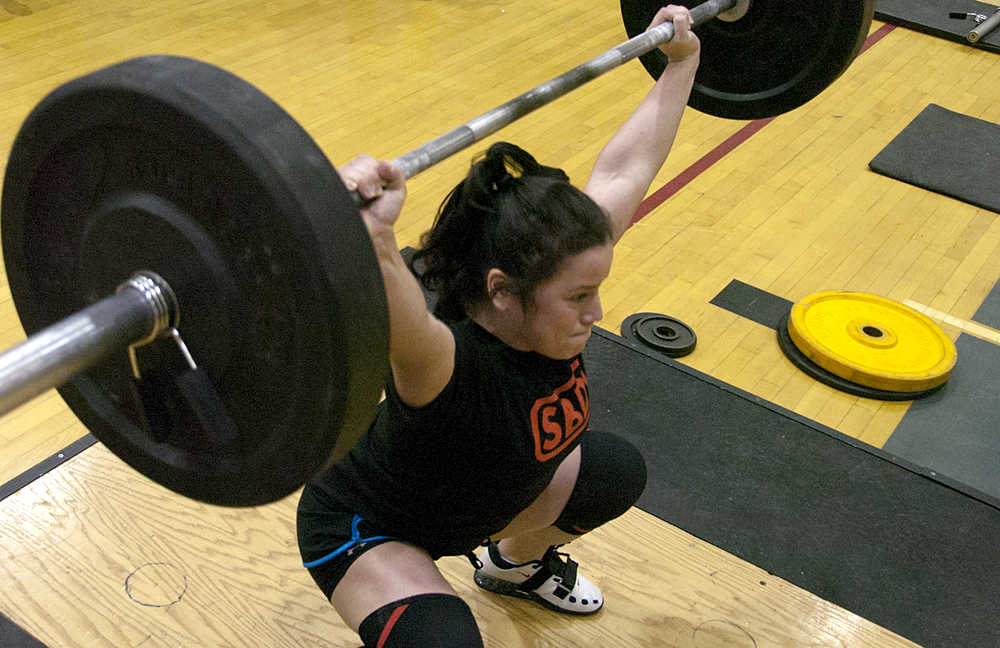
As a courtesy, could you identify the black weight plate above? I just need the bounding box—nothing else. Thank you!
[776,313,944,401]
[621,312,697,357]
[620,0,875,119]
[1,56,388,506]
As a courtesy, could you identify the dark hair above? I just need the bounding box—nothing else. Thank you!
[411,142,613,321]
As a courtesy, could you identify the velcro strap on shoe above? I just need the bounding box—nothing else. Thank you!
[559,556,579,590]
[519,562,555,592]
[519,550,578,593]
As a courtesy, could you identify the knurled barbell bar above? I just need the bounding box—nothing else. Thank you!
[0,0,874,506]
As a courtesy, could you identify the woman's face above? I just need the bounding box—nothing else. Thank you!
[521,243,614,359]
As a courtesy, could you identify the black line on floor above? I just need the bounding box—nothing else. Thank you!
[0,434,97,502]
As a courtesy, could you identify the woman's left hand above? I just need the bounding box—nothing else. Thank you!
[648,5,700,63]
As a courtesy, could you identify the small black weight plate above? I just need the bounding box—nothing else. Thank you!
[776,313,944,401]
[621,312,697,357]
[1,56,388,506]
[620,0,875,119]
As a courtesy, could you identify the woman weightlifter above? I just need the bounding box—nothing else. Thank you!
[297,6,700,646]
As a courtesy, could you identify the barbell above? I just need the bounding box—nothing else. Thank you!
[0,0,874,506]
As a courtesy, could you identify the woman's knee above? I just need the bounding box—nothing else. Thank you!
[553,432,646,534]
[359,593,483,648]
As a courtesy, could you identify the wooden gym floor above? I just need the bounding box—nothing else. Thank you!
[1,0,998,646]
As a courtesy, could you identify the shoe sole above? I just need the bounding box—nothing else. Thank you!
[473,572,604,617]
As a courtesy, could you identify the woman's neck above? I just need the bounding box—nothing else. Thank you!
[469,303,531,352]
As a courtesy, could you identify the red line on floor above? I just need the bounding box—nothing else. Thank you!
[629,22,898,227]
[629,117,773,226]
[860,22,897,54]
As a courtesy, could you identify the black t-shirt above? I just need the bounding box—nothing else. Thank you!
[307,319,590,556]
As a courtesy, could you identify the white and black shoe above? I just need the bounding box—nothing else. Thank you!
[473,542,603,616]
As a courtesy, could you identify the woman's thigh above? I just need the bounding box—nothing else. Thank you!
[491,431,646,539]
[296,488,459,632]
[332,540,458,632]
[492,445,581,539]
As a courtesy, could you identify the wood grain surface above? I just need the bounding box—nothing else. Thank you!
[0,446,920,647]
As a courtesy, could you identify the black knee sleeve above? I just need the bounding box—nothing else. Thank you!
[554,431,647,535]
[358,593,483,648]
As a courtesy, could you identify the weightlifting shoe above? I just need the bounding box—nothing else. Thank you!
[473,542,603,615]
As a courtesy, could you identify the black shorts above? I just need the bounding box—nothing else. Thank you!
[297,486,491,600]
[296,487,404,601]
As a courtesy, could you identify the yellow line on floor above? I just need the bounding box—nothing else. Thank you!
[903,300,1000,346]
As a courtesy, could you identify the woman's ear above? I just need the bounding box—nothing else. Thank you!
[486,268,517,311]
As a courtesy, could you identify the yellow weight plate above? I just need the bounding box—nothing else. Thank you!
[787,291,957,392]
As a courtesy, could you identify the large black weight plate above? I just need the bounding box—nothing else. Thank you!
[621,0,875,119]
[776,313,943,401]
[1,56,388,506]
[621,312,697,358]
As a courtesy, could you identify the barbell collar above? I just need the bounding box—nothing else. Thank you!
[388,0,737,182]
[0,272,176,415]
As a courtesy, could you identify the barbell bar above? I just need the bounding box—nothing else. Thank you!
[390,0,742,181]
[0,0,874,506]
[0,273,174,414]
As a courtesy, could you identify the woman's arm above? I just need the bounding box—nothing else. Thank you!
[339,156,456,407]
[584,5,701,242]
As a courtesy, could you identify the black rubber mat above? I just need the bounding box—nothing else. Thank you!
[0,613,46,648]
[885,280,1000,501]
[971,275,1000,328]
[875,0,1000,53]
[710,277,1000,504]
[584,326,1000,648]
[709,278,792,329]
[870,104,1000,213]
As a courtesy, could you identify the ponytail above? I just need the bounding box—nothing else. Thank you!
[411,142,611,321]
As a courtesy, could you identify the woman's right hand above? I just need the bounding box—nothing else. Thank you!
[338,154,407,236]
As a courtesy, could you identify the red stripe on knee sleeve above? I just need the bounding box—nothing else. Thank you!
[376,603,409,648]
